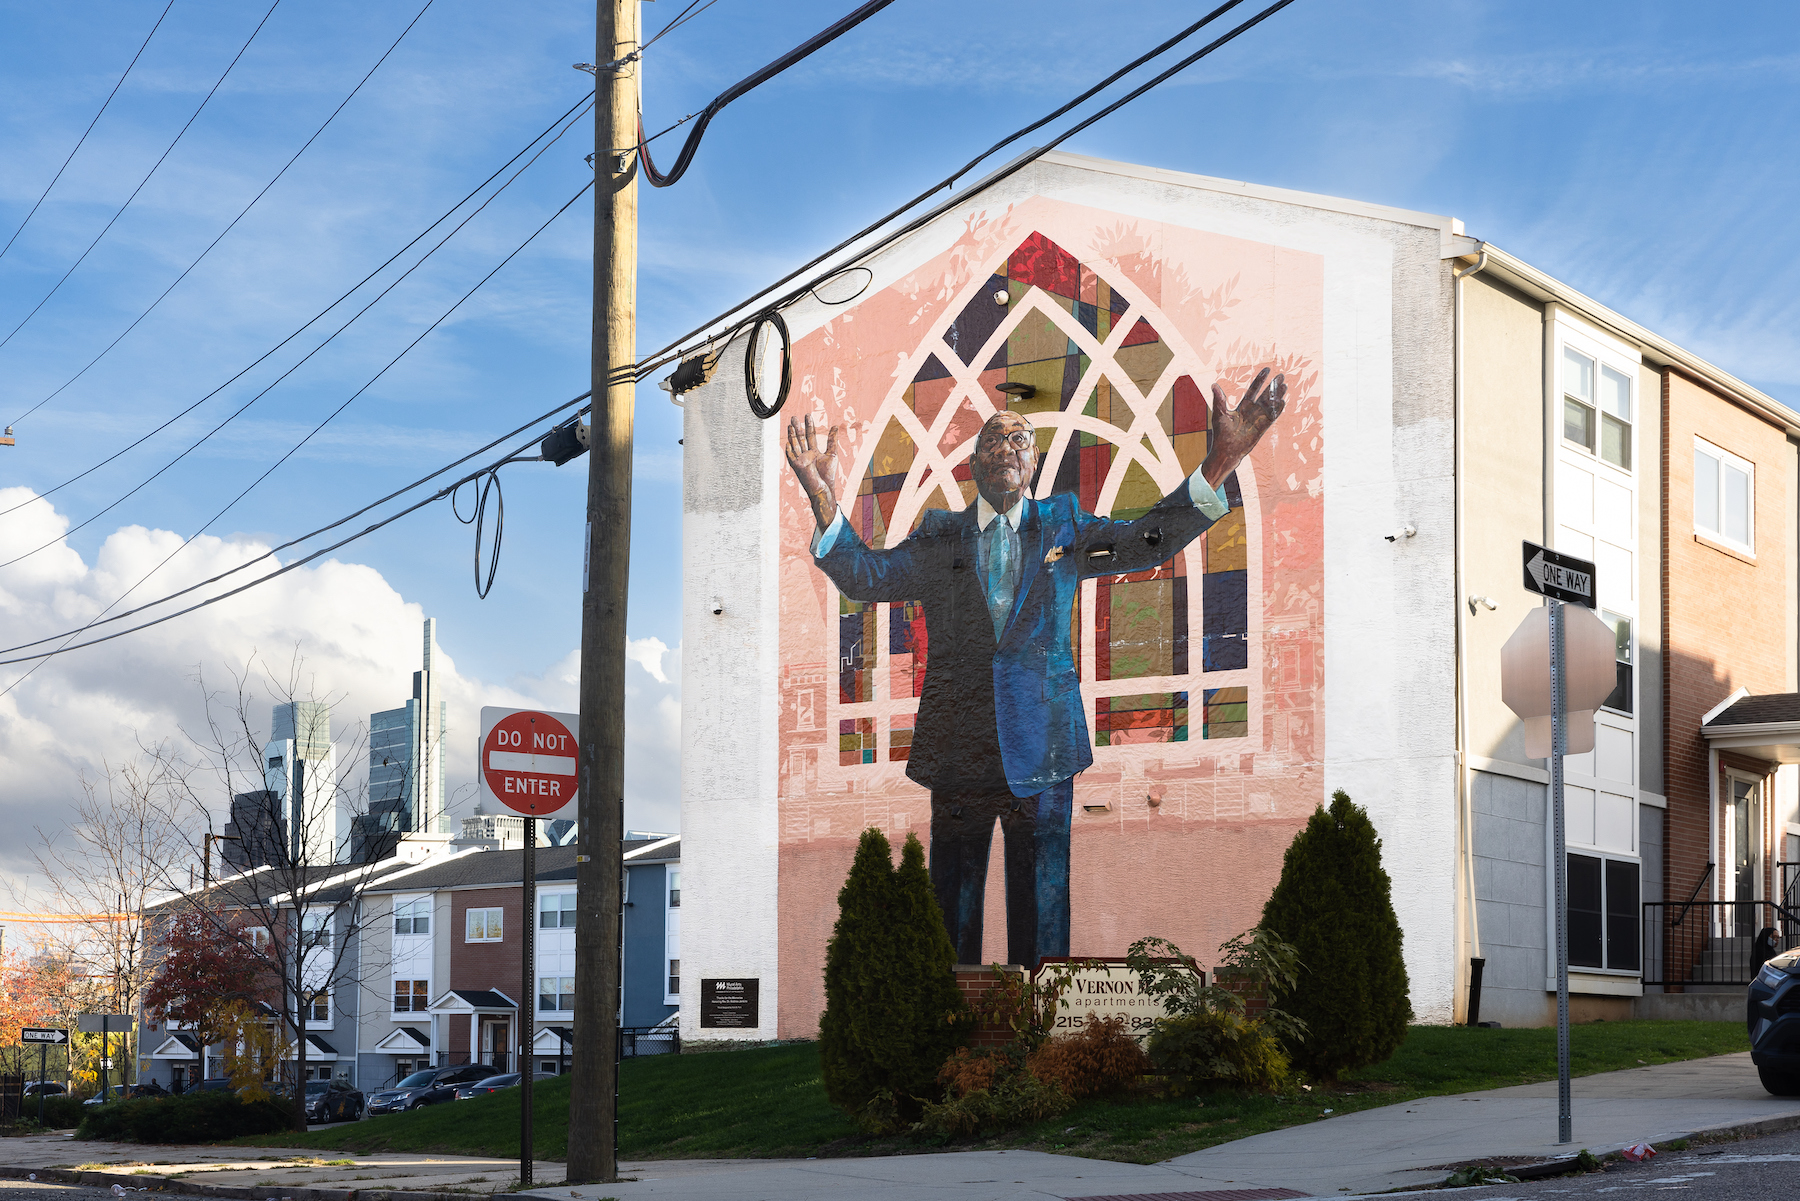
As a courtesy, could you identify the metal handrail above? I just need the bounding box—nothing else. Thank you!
[1669,862,1715,927]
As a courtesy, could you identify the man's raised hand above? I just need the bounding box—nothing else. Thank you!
[785,414,843,531]
[1200,368,1287,490]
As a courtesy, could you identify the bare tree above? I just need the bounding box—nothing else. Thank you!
[18,744,194,1087]
[152,653,400,1128]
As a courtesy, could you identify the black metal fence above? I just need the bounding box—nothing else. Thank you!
[618,1025,679,1058]
[0,1076,19,1124]
[1642,900,1800,987]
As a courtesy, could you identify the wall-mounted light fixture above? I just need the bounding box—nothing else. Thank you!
[1383,524,1417,543]
[993,289,1010,305]
[996,381,1036,400]
[1468,594,1499,615]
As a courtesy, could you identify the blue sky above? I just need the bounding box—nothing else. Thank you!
[0,0,1795,857]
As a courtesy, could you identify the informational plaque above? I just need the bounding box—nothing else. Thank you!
[699,978,760,1028]
[1037,958,1202,1043]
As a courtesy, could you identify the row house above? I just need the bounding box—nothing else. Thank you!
[353,836,681,1088]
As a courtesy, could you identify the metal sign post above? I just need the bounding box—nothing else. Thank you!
[477,707,574,1190]
[1504,540,1612,1146]
[1548,599,1572,1144]
[521,821,536,1188]
[22,1029,67,1125]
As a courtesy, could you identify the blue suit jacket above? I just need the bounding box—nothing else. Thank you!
[816,479,1220,797]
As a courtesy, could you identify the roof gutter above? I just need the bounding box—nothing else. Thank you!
[1447,240,1799,435]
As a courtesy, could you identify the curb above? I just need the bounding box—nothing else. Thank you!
[0,1166,506,1201]
[1432,1109,1800,1185]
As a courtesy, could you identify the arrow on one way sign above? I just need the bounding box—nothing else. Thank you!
[1522,541,1597,608]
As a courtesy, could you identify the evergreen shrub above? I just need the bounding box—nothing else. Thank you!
[1147,1010,1290,1093]
[29,1095,88,1129]
[76,1090,293,1142]
[819,828,966,1131]
[1261,789,1412,1080]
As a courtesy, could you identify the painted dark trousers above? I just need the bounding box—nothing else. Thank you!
[928,776,1073,969]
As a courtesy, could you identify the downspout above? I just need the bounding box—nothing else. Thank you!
[1453,247,1489,1024]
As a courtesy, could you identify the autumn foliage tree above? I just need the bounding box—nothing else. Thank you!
[143,906,275,1084]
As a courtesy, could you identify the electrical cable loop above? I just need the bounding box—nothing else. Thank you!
[743,309,791,420]
[452,469,505,599]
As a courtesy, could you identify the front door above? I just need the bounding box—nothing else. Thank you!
[479,1016,509,1072]
[1729,777,1762,936]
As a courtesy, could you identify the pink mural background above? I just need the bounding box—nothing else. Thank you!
[772,195,1326,1037]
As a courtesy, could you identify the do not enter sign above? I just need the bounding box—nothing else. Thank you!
[479,706,579,818]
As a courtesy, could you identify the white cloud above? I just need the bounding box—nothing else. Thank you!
[0,487,681,902]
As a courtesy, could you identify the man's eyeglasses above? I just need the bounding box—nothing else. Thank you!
[980,429,1036,452]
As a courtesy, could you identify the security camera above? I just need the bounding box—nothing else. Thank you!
[1467,594,1499,614]
[1384,524,1417,543]
[710,599,723,616]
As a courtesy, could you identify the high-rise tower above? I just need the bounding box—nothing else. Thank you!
[353,619,448,862]
[263,700,341,864]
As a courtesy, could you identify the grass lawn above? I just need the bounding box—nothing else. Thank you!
[236,1020,1749,1165]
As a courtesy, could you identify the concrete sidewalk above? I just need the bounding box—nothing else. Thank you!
[531,1052,1800,1201]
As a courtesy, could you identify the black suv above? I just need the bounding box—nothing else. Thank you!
[367,1063,500,1113]
[1748,945,1800,1094]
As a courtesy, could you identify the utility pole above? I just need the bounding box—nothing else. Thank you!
[568,0,636,1185]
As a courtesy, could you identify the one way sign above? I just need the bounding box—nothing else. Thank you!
[1522,541,1597,609]
[21,1027,67,1044]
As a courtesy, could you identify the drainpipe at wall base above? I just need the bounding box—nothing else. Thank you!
[1453,246,1490,1024]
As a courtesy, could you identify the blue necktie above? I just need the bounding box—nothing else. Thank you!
[985,516,1017,641]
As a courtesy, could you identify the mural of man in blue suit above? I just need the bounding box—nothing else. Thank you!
[786,368,1286,968]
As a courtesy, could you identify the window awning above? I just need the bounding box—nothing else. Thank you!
[373,1026,432,1053]
[149,1033,202,1059]
[428,988,517,1014]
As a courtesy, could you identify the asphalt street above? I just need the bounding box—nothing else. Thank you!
[1417,1124,1800,1199]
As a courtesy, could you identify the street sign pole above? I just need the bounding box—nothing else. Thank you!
[1549,598,1571,1144]
[521,823,536,1188]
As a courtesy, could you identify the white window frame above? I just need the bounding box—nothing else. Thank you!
[1564,849,1642,976]
[539,891,576,929]
[1693,436,1755,556]
[465,907,504,943]
[537,975,574,1013]
[393,895,430,936]
[391,978,430,1016]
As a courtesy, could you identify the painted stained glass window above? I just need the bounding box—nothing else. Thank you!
[833,231,1253,765]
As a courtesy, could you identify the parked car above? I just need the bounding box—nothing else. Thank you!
[187,1077,241,1093]
[367,1064,500,1113]
[1748,945,1800,1094]
[23,1081,67,1096]
[82,1084,131,1106]
[453,1071,557,1099]
[304,1078,365,1123]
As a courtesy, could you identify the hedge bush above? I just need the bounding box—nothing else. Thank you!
[1147,1010,1291,1094]
[77,1090,294,1142]
[1026,1015,1151,1099]
[26,1095,88,1129]
[1261,789,1412,1080]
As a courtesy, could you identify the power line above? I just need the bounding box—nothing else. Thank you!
[7,0,439,429]
[638,0,898,188]
[0,391,594,658]
[0,0,285,353]
[643,0,725,49]
[0,177,594,681]
[0,402,584,676]
[0,0,1300,671]
[0,91,595,525]
[634,0,1293,385]
[0,0,176,262]
[0,101,594,573]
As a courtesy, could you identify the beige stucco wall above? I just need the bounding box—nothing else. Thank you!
[1461,272,1546,767]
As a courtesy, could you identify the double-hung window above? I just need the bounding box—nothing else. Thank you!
[1567,853,1640,971]
[667,868,681,908]
[392,979,428,1013]
[539,892,576,929]
[394,897,430,935]
[1694,438,1753,553]
[1563,347,1633,469]
[538,976,575,1012]
[1600,611,1632,715]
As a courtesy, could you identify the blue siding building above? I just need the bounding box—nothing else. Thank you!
[621,836,680,1031]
